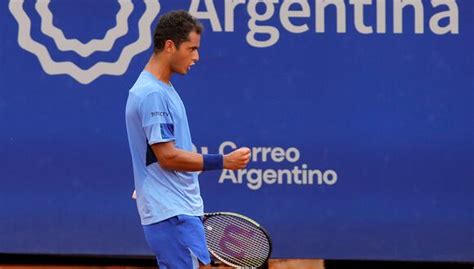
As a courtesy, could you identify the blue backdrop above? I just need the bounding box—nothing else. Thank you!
[1,0,472,262]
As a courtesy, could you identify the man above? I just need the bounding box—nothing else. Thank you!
[125,10,251,269]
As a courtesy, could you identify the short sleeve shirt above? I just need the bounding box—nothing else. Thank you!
[125,71,204,225]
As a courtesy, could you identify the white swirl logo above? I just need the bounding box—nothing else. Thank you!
[8,0,160,84]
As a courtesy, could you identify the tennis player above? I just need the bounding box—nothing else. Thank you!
[125,10,251,269]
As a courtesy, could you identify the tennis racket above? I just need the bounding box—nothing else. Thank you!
[203,212,272,268]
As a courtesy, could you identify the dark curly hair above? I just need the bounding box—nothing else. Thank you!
[153,10,203,53]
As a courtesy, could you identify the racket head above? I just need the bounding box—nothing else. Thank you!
[203,212,272,268]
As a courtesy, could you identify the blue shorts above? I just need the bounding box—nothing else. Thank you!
[143,214,211,269]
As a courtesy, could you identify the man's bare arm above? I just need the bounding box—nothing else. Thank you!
[151,141,250,172]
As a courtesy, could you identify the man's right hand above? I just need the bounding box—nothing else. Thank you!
[223,147,251,170]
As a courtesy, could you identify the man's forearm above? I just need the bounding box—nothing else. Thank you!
[158,148,204,172]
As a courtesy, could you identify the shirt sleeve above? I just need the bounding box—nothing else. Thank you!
[140,91,175,145]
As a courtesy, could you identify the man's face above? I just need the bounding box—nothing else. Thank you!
[170,31,200,75]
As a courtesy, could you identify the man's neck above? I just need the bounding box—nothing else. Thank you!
[144,53,172,85]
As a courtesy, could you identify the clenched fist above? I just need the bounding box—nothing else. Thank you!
[223,147,251,170]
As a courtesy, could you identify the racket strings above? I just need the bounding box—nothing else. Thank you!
[205,216,270,251]
[204,215,271,267]
[206,227,265,266]
[207,220,271,250]
[206,225,268,267]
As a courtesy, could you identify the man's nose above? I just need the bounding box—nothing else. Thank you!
[193,50,199,62]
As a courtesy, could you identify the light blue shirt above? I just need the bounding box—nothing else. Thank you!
[125,71,204,225]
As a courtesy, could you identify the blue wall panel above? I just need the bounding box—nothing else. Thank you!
[1,0,472,261]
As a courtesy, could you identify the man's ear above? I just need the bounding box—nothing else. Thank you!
[164,40,175,53]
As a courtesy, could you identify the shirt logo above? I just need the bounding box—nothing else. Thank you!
[151,111,169,117]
